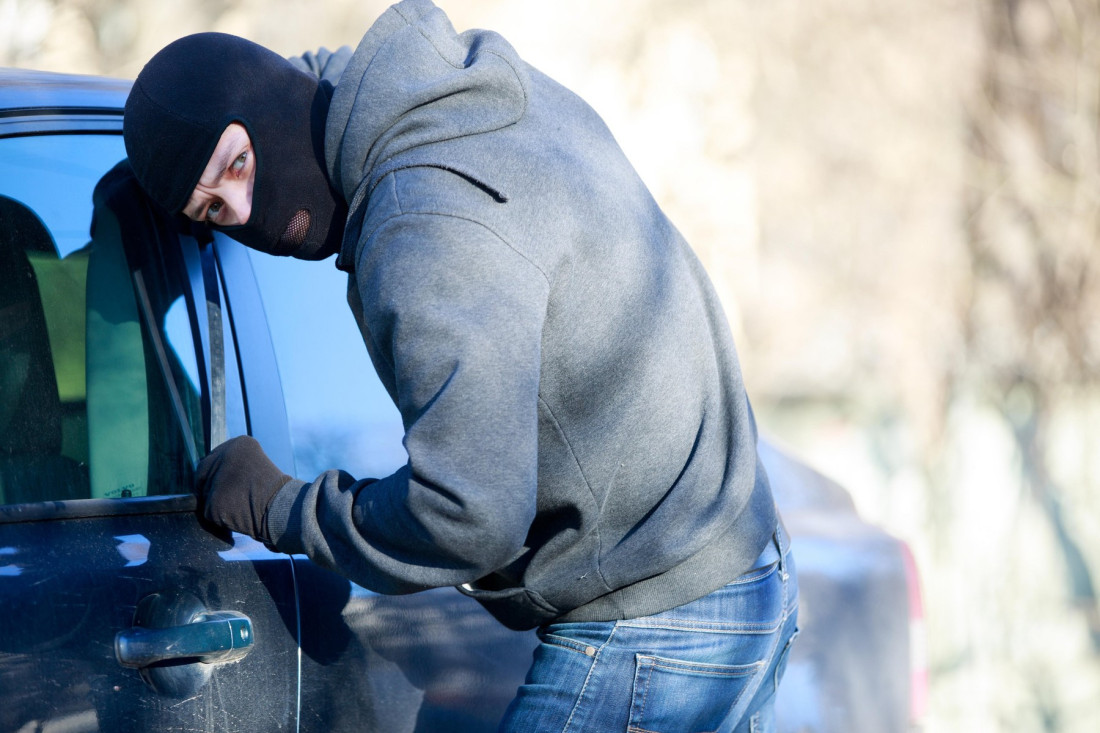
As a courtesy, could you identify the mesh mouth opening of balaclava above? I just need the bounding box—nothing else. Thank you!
[279,209,312,249]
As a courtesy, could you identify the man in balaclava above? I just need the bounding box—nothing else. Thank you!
[123,30,347,260]
[123,1,798,730]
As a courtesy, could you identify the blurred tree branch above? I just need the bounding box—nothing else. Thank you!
[965,0,1100,651]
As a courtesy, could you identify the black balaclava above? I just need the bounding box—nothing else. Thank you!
[124,33,347,260]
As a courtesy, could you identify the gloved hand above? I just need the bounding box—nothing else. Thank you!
[195,435,293,545]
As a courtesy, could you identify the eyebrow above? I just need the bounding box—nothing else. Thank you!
[183,145,237,219]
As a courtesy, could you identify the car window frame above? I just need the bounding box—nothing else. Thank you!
[0,117,290,522]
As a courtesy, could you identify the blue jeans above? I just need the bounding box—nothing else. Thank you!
[499,529,799,732]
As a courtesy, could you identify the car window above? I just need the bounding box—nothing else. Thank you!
[248,250,406,480]
[0,134,233,506]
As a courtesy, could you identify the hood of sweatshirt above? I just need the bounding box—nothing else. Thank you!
[324,0,529,215]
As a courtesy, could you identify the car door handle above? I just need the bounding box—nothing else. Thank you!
[115,610,253,668]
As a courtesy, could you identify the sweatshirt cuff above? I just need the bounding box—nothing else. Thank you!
[266,477,308,554]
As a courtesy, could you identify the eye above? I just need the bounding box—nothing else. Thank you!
[205,201,224,222]
[231,152,248,174]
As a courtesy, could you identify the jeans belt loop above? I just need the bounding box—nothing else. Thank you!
[773,521,790,581]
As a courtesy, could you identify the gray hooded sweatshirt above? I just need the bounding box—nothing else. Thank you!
[267,0,778,631]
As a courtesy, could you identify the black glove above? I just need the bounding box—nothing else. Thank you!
[195,435,293,545]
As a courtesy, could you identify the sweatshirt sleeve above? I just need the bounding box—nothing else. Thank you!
[266,209,550,594]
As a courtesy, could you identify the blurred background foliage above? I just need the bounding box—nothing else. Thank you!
[4,0,1100,729]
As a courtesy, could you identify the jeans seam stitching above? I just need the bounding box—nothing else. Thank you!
[635,655,654,732]
[562,623,619,733]
[638,654,764,676]
[618,620,782,633]
[731,567,791,730]
[542,634,597,656]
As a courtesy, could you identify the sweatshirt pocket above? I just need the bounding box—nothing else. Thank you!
[457,583,559,631]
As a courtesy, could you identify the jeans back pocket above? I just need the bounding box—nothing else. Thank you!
[628,654,765,733]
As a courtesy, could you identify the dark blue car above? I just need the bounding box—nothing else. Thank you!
[0,67,924,732]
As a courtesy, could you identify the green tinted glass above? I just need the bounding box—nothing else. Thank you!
[0,135,202,505]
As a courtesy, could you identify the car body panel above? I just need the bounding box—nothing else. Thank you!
[0,508,299,732]
[0,68,129,113]
[291,561,537,732]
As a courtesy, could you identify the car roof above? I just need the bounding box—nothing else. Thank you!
[0,67,129,115]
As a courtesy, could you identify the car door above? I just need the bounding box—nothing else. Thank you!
[0,128,299,732]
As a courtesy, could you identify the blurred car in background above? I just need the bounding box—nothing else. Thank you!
[0,67,924,732]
